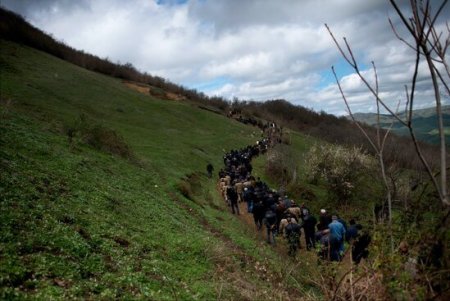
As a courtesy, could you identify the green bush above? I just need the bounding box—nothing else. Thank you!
[303,143,378,205]
[265,144,297,188]
[177,180,193,200]
[64,115,133,159]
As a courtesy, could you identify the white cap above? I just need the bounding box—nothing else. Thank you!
[320,209,326,214]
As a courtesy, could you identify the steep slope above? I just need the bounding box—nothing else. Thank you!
[0,40,320,300]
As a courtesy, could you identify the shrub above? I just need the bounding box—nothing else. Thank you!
[265,144,297,189]
[64,115,133,159]
[176,173,202,201]
[177,180,193,200]
[83,125,132,158]
[303,143,378,205]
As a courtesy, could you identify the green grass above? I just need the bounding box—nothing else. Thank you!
[0,40,321,299]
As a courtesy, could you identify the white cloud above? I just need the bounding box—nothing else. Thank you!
[1,0,448,115]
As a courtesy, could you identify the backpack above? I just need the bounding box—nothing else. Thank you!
[265,211,276,225]
[286,223,301,236]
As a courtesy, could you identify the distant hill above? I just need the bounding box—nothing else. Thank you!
[350,105,450,145]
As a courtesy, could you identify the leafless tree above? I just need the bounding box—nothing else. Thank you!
[326,0,449,213]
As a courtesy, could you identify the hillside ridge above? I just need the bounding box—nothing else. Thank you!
[349,106,450,145]
[0,39,321,300]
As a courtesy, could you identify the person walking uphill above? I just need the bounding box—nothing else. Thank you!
[285,217,301,257]
[226,185,240,215]
[328,215,346,261]
[264,209,277,245]
[252,200,265,230]
[206,163,214,178]
[302,212,317,251]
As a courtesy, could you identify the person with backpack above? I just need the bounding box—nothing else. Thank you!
[279,213,297,236]
[285,217,302,257]
[285,201,301,221]
[264,209,277,245]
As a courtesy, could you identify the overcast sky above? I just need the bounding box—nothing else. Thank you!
[2,0,449,115]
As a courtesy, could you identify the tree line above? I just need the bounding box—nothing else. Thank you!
[0,7,229,112]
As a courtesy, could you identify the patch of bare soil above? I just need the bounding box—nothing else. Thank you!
[123,80,150,94]
[122,80,186,101]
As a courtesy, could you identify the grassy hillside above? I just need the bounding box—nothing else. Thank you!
[352,106,450,145]
[0,40,322,300]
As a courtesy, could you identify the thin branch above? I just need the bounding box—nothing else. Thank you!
[390,0,416,37]
[326,26,408,127]
[428,0,448,34]
[373,61,381,148]
[407,36,421,126]
[381,99,401,151]
[329,0,449,207]
[344,37,359,71]
[433,66,450,96]
[404,85,411,118]
[332,66,378,153]
[389,18,417,51]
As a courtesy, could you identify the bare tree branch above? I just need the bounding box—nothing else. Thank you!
[329,0,449,206]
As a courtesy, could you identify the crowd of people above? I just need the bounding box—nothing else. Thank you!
[214,123,371,263]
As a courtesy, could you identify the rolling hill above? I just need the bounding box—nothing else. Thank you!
[1,6,448,300]
[351,106,450,145]
[0,39,322,300]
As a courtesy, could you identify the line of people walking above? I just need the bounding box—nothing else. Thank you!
[215,124,370,262]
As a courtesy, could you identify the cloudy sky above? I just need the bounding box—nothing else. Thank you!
[2,0,449,115]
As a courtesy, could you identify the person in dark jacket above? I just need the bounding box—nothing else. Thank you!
[243,187,254,213]
[206,163,214,178]
[315,209,332,242]
[346,219,360,243]
[226,186,240,215]
[317,209,332,231]
[252,200,265,230]
[352,230,371,264]
[302,213,317,251]
[300,204,310,221]
[264,209,277,245]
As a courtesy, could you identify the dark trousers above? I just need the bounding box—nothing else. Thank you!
[305,229,316,250]
[330,237,342,261]
[266,226,276,245]
[230,201,240,215]
[253,215,263,230]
